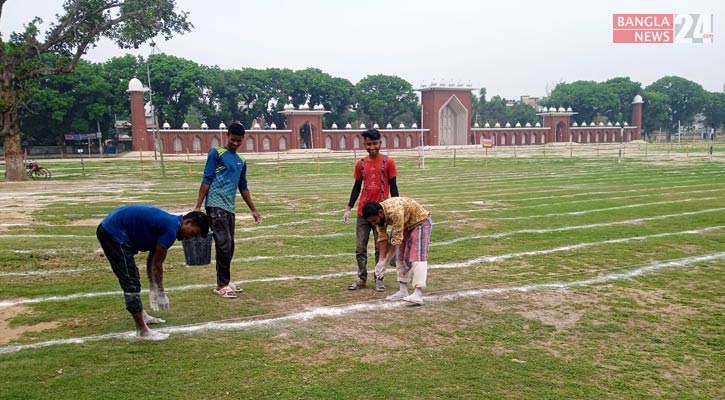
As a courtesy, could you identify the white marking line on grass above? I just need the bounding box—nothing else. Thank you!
[434,252,725,299]
[433,208,725,245]
[1,252,722,355]
[0,268,94,277]
[11,249,87,255]
[509,183,721,203]
[4,208,722,277]
[230,232,346,242]
[492,197,718,220]
[1,193,721,242]
[434,226,723,269]
[0,234,90,239]
[0,232,347,241]
[237,219,334,232]
[235,253,350,262]
[1,226,720,309]
[510,188,725,210]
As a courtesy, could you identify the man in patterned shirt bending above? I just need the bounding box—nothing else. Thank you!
[362,197,432,305]
[194,122,263,299]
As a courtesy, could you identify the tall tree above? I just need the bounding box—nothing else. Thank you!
[640,90,670,138]
[479,95,508,125]
[0,0,191,181]
[604,77,643,123]
[702,91,725,133]
[542,81,619,124]
[355,74,419,126]
[22,59,113,145]
[470,88,486,124]
[145,53,202,128]
[101,54,143,120]
[645,76,707,136]
[283,68,356,128]
[507,102,538,125]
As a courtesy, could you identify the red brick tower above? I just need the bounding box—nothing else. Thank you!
[419,83,474,146]
[127,78,151,151]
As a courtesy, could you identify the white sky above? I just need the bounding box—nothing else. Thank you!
[2,0,724,98]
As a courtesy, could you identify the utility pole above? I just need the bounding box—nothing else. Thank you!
[146,43,166,177]
[97,120,103,157]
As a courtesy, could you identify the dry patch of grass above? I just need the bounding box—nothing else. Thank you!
[0,305,60,344]
[70,218,103,226]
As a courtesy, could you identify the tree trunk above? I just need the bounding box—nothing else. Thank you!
[3,129,26,181]
[1,82,28,181]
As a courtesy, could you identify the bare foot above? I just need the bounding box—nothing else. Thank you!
[142,310,166,324]
[135,329,169,341]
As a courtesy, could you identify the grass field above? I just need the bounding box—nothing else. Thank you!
[0,149,723,399]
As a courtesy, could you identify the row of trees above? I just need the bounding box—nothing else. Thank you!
[29,57,723,149]
[471,88,538,127]
[21,54,421,146]
[536,76,725,137]
[471,77,725,139]
[20,54,725,149]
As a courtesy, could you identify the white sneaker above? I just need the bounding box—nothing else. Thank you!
[229,282,243,292]
[385,290,408,301]
[402,293,424,305]
[136,329,169,341]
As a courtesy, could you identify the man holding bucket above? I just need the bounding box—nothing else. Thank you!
[194,122,263,299]
[96,205,210,340]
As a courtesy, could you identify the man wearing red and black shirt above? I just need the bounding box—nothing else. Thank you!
[343,129,399,291]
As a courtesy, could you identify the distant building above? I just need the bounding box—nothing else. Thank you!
[520,95,541,109]
[127,78,643,153]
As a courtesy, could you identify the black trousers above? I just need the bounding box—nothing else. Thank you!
[96,224,143,313]
[206,206,236,287]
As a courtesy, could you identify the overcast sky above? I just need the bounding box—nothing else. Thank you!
[2,0,723,99]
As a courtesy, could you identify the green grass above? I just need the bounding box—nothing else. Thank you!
[0,152,724,399]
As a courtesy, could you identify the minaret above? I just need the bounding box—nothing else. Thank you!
[631,94,644,139]
[127,77,150,151]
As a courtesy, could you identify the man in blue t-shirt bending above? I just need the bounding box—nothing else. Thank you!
[96,205,209,341]
[194,122,262,299]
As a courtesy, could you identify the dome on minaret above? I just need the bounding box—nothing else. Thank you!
[127,78,145,92]
[632,94,643,104]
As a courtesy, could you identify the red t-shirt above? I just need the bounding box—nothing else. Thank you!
[353,155,397,215]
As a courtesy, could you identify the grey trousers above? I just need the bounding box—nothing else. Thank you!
[355,215,380,282]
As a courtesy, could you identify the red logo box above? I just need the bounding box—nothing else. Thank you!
[613,14,674,43]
